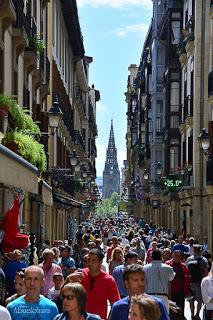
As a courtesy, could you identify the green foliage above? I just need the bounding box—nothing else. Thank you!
[1,95,40,134]
[74,179,85,192]
[2,130,47,173]
[22,113,40,135]
[29,35,46,53]
[95,192,119,218]
[111,192,120,207]
[0,94,16,107]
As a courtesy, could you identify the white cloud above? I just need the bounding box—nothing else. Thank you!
[77,0,152,9]
[96,101,107,113]
[96,143,126,177]
[113,23,149,38]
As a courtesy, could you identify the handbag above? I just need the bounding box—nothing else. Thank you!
[169,300,182,320]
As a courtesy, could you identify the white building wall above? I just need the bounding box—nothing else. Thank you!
[4,30,12,95]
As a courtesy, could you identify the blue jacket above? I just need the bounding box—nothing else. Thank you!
[110,295,169,320]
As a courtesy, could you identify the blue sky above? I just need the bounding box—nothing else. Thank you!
[77,0,153,177]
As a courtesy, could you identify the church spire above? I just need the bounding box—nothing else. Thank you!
[102,121,120,198]
[108,119,116,151]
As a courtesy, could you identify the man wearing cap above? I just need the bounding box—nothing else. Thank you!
[186,244,208,319]
[59,245,75,278]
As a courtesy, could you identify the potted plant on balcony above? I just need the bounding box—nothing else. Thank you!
[29,35,46,53]
[2,130,47,173]
[0,95,16,117]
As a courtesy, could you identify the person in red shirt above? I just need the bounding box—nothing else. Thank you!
[166,250,190,317]
[67,248,120,319]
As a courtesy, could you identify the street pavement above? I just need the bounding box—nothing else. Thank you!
[185,302,203,320]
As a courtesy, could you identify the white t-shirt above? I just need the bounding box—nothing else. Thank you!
[0,306,11,320]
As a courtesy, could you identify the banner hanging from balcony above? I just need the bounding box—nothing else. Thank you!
[0,197,29,253]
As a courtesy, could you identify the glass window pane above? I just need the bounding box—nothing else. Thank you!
[170,82,180,112]
[172,21,180,44]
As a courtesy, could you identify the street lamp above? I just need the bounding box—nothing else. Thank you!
[48,100,63,131]
[82,165,88,178]
[143,169,149,180]
[156,162,162,176]
[69,149,79,166]
[198,128,210,154]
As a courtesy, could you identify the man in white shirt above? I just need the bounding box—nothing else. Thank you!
[121,234,129,247]
[143,249,175,310]
[201,263,213,320]
[0,306,11,320]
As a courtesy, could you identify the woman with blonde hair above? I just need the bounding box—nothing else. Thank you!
[129,295,161,320]
[109,247,124,274]
[53,283,101,320]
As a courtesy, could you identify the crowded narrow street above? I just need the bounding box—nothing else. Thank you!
[0,0,213,319]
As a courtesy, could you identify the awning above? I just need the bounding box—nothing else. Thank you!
[41,180,53,206]
[53,192,86,208]
[0,144,38,194]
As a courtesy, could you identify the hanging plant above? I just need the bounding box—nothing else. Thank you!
[29,35,46,53]
[0,95,14,116]
[2,131,47,173]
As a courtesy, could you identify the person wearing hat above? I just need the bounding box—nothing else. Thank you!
[186,244,209,319]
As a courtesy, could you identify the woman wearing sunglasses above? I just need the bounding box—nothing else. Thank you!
[53,283,101,320]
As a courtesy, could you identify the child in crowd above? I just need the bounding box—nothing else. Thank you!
[47,273,64,302]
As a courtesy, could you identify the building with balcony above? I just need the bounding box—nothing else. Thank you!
[124,0,213,251]
[0,0,51,248]
[0,0,99,248]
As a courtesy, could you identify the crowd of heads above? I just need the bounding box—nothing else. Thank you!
[0,214,212,320]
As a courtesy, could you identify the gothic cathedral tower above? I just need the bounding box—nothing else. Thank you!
[102,120,120,198]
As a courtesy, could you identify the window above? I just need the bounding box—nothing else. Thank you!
[171,21,181,44]
[141,132,145,144]
[171,73,179,80]
[170,115,179,128]
[172,12,181,18]
[157,48,164,65]
[156,100,163,113]
[157,66,164,82]
[132,99,137,113]
[148,119,152,133]
[170,82,180,112]
[156,116,161,132]
[170,147,179,170]
[170,139,179,145]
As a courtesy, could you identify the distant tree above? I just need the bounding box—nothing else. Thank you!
[111,192,119,207]
[95,192,119,218]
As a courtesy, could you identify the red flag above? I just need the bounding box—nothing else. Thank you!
[0,197,29,253]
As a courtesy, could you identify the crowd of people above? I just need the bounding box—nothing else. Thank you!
[0,214,212,320]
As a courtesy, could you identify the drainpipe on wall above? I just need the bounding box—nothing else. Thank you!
[199,0,206,240]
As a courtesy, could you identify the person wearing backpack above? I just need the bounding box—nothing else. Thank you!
[186,244,209,320]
